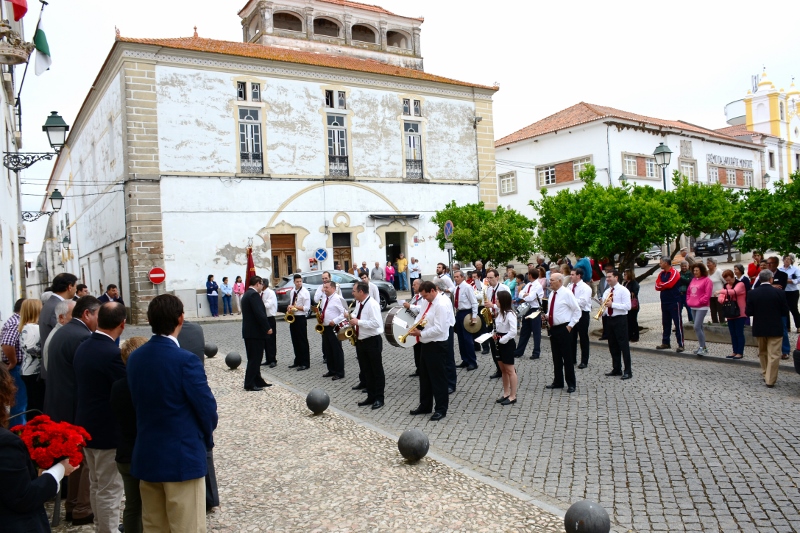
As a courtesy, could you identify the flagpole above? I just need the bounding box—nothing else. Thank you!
[15,0,48,107]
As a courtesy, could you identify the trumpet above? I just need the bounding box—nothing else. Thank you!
[398,318,428,344]
[285,306,296,324]
[593,293,613,320]
[314,304,324,334]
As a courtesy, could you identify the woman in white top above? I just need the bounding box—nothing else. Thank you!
[780,254,800,332]
[18,298,44,413]
[706,258,726,324]
[493,291,518,406]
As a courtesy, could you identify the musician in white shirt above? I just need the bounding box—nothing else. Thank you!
[320,281,348,380]
[435,262,455,297]
[514,270,545,360]
[407,281,454,421]
[544,273,581,393]
[483,269,510,379]
[569,268,593,369]
[313,272,341,366]
[358,272,380,303]
[404,278,424,377]
[260,280,278,367]
[600,270,633,380]
[493,291,518,406]
[286,274,311,370]
[453,270,479,371]
[349,281,385,409]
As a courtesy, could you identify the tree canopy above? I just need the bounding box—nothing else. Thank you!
[430,201,537,266]
[738,169,800,255]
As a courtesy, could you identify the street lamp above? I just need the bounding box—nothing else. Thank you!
[763,173,771,185]
[619,173,627,185]
[21,189,63,222]
[3,111,70,171]
[61,234,70,252]
[653,142,673,256]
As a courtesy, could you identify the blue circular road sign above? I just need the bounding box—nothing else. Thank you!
[443,220,454,241]
[315,248,328,262]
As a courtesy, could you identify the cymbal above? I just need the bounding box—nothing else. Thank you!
[463,314,482,333]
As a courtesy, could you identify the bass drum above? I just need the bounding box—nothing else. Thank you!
[384,307,419,349]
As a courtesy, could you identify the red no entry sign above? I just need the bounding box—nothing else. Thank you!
[149,267,166,285]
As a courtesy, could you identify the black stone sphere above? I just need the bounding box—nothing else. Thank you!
[398,429,429,463]
[793,350,800,374]
[204,343,218,358]
[564,500,610,533]
[306,388,330,415]
[224,352,241,370]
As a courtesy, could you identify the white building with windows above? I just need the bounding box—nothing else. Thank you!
[34,0,498,323]
[494,102,764,219]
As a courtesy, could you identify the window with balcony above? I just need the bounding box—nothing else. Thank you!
[327,114,348,177]
[538,166,556,187]
[404,122,423,179]
[238,107,262,174]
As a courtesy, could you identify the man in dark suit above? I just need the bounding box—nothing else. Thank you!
[44,295,100,526]
[127,294,217,532]
[98,284,125,306]
[241,275,272,391]
[746,269,790,388]
[38,272,78,348]
[74,302,127,532]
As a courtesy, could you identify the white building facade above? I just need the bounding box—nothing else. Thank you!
[37,0,498,323]
[495,102,764,220]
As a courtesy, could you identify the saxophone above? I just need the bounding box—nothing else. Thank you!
[314,304,324,334]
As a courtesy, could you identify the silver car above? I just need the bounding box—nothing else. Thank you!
[275,270,397,314]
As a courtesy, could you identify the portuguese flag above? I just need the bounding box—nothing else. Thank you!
[10,0,27,21]
[34,11,51,76]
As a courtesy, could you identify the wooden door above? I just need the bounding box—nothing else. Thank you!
[270,234,296,285]
[333,247,352,273]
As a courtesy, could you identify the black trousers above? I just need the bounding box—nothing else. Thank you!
[356,335,384,402]
[607,315,632,374]
[319,322,329,362]
[786,290,800,329]
[571,310,590,365]
[289,316,310,367]
[264,316,277,364]
[322,326,345,378]
[243,338,266,389]
[419,340,448,415]
[514,308,541,358]
[446,326,457,389]
[549,323,575,388]
[413,342,421,372]
[627,309,639,341]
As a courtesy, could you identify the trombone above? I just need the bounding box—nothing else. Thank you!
[593,292,613,320]
[398,317,428,344]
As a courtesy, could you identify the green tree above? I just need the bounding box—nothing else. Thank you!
[738,169,800,255]
[430,202,537,266]
[530,164,683,275]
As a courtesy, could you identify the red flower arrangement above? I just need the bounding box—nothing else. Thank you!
[10,415,91,469]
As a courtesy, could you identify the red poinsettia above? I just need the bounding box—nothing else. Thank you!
[11,415,91,469]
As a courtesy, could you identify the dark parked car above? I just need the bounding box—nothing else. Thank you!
[275,270,397,315]
[694,230,742,257]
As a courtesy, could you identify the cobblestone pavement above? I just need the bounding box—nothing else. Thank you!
[142,304,800,533]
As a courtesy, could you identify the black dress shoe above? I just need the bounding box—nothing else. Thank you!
[448,387,455,394]
[457,362,469,368]
[500,398,517,406]
[244,386,264,391]
[430,412,446,421]
[489,371,502,379]
[577,363,588,369]
[567,386,576,393]
[288,364,299,368]
[361,389,369,393]
[410,406,432,415]
[496,396,509,404]
[255,381,272,387]
[466,365,477,371]
[331,375,344,381]
[621,373,632,380]
[545,384,563,390]
[269,362,277,368]
[529,355,539,360]
[261,361,268,366]
[371,400,384,410]
[322,372,335,378]
[352,383,366,390]
[481,349,490,354]
[598,336,607,341]
[408,372,419,377]
[358,399,374,406]
[72,514,95,526]
[66,512,73,522]
[605,371,622,376]
[296,366,309,371]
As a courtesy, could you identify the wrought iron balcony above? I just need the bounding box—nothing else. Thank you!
[329,155,349,177]
[406,159,424,179]
[240,152,263,174]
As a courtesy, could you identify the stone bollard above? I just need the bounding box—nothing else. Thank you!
[224,352,241,369]
[204,343,218,358]
[564,500,610,533]
[398,429,429,463]
[306,388,330,415]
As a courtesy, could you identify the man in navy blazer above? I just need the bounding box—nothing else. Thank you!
[127,294,217,532]
[74,302,128,533]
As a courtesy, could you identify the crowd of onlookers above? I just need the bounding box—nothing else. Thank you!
[348,253,418,292]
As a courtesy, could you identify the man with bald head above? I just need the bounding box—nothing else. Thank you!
[544,273,581,393]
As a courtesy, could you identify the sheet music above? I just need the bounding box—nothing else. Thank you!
[474,332,493,344]
[393,317,408,329]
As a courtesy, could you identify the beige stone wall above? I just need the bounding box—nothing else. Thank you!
[123,61,164,324]
[475,99,498,209]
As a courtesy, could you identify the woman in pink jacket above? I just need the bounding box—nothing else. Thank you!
[686,263,713,356]
[232,275,246,315]
[716,269,747,359]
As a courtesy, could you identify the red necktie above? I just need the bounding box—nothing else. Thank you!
[321,295,330,323]
[549,291,556,327]
[454,287,460,309]
[608,288,614,316]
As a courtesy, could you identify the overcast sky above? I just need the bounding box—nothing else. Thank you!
[18,0,796,252]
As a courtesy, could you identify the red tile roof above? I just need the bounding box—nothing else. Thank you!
[238,0,424,21]
[715,124,778,140]
[496,102,752,147]
[116,35,495,90]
